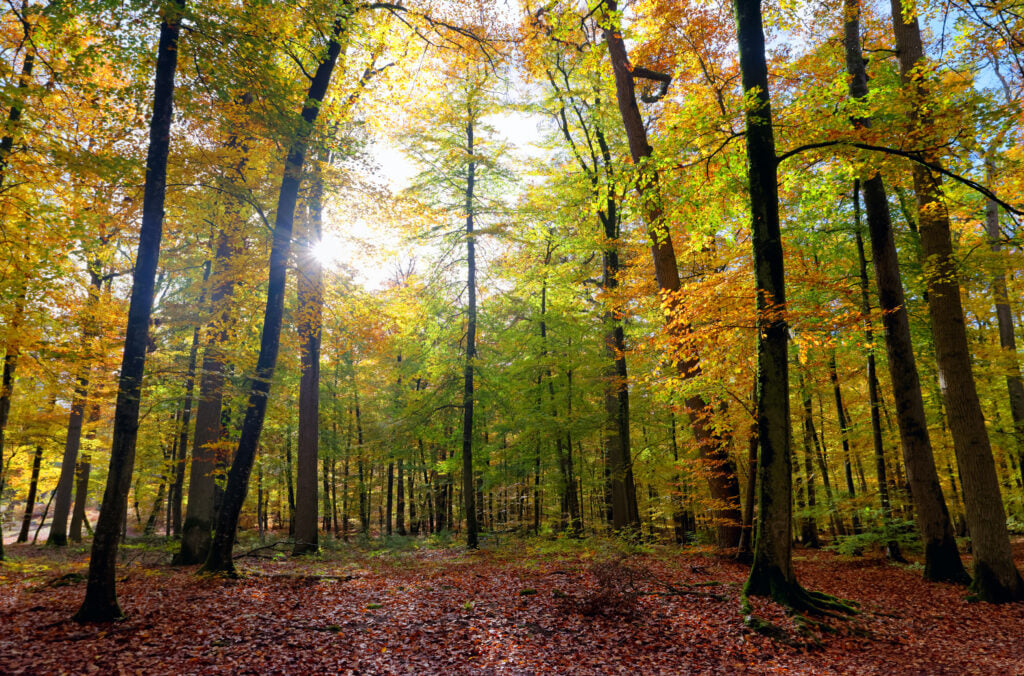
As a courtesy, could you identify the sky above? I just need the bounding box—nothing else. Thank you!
[316,108,549,290]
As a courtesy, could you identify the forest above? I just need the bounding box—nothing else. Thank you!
[1,0,1023,672]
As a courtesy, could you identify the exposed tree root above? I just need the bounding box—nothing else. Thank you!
[740,567,858,643]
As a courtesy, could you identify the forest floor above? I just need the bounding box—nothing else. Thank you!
[1,535,1023,675]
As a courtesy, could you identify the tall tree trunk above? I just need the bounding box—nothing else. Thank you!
[844,0,967,584]
[461,116,479,550]
[890,0,1022,602]
[32,486,55,544]
[176,199,245,561]
[170,313,202,538]
[50,267,103,546]
[0,286,26,560]
[285,428,295,536]
[69,404,100,543]
[854,197,902,560]
[293,173,324,555]
[144,475,167,536]
[595,133,638,533]
[385,461,394,536]
[563,369,583,535]
[734,0,802,604]
[602,2,740,547]
[256,461,264,541]
[396,458,406,535]
[16,444,43,542]
[800,373,842,537]
[202,17,345,575]
[829,350,862,534]
[0,29,34,561]
[538,268,582,537]
[798,400,821,549]
[984,156,1024,491]
[356,393,368,535]
[74,0,185,622]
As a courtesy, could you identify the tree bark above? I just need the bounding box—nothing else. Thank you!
[461,115,479,550]
[69,405,99,543]
[170,314,202,538]
[16,444,43,542]
[734,0,800,601]
[0,29,33,561]
[396,458,406,535]
[984,157,1024,491]
[177,230,239,563]
[602,2,740,547]
[829,350,862,534]
[844,0,968,583]
[50,267,103,546]
[74,0,185,622]
[890,0,1022,602]
[202,16,345,574]
[853,200,902,560]
[293,174,324,555]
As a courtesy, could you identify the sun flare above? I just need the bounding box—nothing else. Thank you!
[311,232,350,266]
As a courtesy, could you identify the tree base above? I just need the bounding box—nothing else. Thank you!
[885,542,907,564]
[291,541,318,557]
[200,548,238,578]
[74,593,126,623]
[742,564,857,641]
[923,538,971,586]
[968,562,1024,604]
[174,521,211,566]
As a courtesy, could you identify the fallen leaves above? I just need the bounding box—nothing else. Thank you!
[0,539,1022,674]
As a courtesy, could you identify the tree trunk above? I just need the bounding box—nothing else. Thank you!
[169,317,202,539]
[890,0,1022,601]
[176,216,244,561]
[734,0,801,603]
[854,199,902,560]
[75,1,185,622]
[396,458,406,535]
[356,394,368,535]
[293,174,324,555]
[32,487,55,544]
[829,350,862,534]
[799,402,821,549]
[202,17,345,575]
[144,477,166,536]
[285,428,295,537]
[595,132,639,534]
[461,116,479,550]
[844,0,968,584]
[16,444,43,543]
[0,32,33,560]
[602,3,740,547]
[50,267,103,547]
[984,156,1024,491]
[69,406,99,543]
[800,374,842,537]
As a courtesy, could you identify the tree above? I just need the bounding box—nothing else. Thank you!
[889,0,1023,602]
[842,0,966,580]
[75,0,187,622]
[202,11,346,575]
[598,0,741,547]
[292,165,324,555]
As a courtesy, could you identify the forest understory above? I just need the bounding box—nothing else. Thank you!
[2,536,1023,675]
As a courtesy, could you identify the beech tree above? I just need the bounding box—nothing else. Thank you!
[888,0,1023,602]
[202,9,347,575]
[74,0,187,622]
